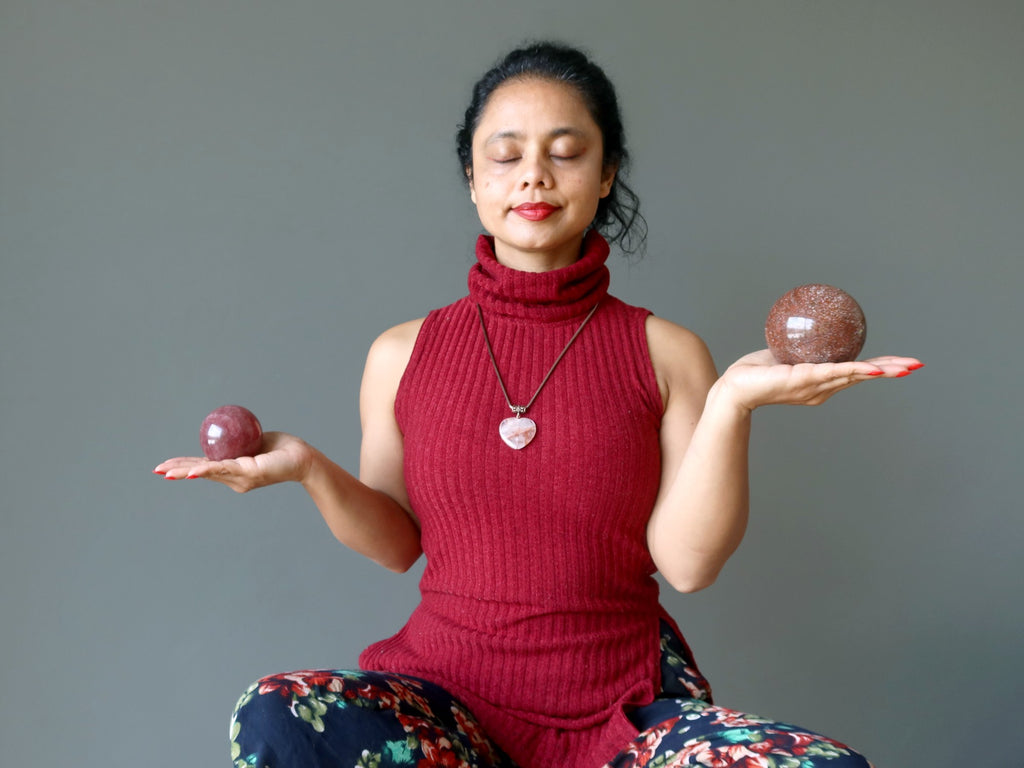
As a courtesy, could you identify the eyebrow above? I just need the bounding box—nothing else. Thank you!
[484,127,587,145]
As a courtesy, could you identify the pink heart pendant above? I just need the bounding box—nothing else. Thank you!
[499,417,537,450]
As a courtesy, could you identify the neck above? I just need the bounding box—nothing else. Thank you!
[492,235,585,273]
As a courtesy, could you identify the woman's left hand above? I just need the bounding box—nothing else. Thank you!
[716,350,924,412]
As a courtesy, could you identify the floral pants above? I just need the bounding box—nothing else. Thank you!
[231,623,872,768]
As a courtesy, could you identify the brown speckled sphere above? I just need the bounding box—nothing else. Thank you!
[765,284,866,364]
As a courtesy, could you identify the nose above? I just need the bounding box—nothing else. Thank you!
[519,153,552,189]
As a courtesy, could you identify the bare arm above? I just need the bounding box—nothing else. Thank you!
[301,317,425,571]
[345,317,425,571]
[644,315,922,593]
[645,316,740,593]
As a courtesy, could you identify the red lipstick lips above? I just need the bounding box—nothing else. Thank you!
[513,202,559,221]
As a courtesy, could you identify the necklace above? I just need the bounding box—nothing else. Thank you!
[476,300,601,449]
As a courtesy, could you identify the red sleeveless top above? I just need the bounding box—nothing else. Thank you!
[359,232,688,767]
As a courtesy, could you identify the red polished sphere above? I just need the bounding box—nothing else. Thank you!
[765,284,866,364]
[200,405,263,460]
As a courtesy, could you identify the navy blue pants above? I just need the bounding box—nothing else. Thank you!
[231,623,872,767]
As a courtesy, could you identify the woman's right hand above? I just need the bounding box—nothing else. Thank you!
[153,431,314,493]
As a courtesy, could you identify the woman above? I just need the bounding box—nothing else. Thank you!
[156,42,921,768]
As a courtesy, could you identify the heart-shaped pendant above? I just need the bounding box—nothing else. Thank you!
[499,417,537,450]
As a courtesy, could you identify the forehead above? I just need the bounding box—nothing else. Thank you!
[474,77,599,141]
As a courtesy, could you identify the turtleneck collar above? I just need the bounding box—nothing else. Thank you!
[468,230,611,321]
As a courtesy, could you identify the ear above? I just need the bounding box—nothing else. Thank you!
[465,166,477,204]
[599,162,618,199]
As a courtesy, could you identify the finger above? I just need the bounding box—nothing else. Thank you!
[829,363,915,384]
[808,357,924,381]
[163,461,213,481]
[159,465,195,480]
[153,457,205,476]
[159,457,242,481]
[863,357,925,378]
[790,360,882,380]
[184,458,249,480]
[783,362,885,401]
[863,355,925,369]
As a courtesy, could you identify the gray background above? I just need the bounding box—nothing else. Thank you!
[2,1,1021,766]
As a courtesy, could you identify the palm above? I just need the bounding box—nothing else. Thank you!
[722,349,922,410]
[154,431,313,492]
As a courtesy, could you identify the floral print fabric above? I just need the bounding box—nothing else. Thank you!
[615,625,873,767]
[230,669,515,768]
[230,623,871,768]
[613,699,872,768]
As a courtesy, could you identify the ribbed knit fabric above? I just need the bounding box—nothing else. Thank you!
[359,231,690,767]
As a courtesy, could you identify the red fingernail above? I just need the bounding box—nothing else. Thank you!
[153,469,166,475]
[907,362,926,371]
[868,370,884,376]
[186,474,199,480]
[896,370,912,378]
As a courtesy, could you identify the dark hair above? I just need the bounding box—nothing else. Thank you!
[456,41,647,257]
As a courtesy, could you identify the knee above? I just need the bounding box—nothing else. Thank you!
[232,671,340,730]
[829,747,874,768]
[231,678,262,720]
[230,673,329,766]
[230,675,296,737]
[793,736,874,768]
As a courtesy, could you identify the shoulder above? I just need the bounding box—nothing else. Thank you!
[364,294,475,380]
[370,317,427,357]
[644,314,718,411]
[363,317,427,392]
[644,314,711,361]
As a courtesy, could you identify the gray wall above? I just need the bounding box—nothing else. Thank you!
[2,1,1021,766]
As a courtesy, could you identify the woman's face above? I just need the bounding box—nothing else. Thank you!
[468,77,616,271]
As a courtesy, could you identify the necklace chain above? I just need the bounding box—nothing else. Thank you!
[476,301,601,416]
